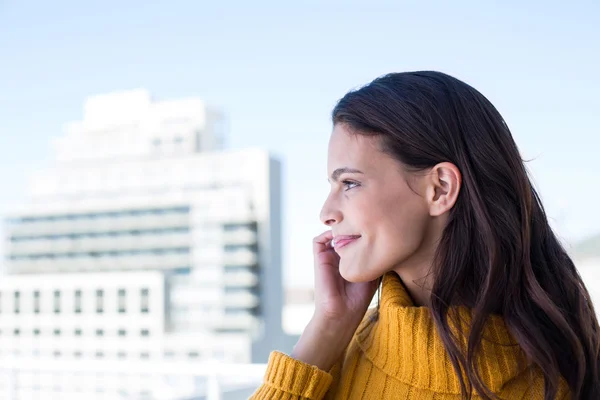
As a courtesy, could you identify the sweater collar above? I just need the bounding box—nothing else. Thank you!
[355,272,529,394]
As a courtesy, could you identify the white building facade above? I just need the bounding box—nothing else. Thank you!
[0,90,285,399]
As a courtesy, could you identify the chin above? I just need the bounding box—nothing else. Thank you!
[339,261,379,283]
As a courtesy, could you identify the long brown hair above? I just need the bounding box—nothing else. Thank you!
[332,71,600,399]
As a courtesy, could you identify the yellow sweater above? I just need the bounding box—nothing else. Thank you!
[251,272,570,399]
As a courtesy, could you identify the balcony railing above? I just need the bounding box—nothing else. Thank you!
[0,357,266,400]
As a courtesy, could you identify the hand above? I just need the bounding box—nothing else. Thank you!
[290,230,379,370]
[312,230,379,325]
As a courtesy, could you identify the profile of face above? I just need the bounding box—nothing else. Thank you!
[320,124,460,284]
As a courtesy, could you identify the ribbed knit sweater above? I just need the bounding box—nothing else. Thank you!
[251,272,569,399]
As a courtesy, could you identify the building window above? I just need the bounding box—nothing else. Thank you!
[34,291,40,314]
[118,288,126,313]
[13,328,20,336]
[53,329,61,336]
[140,352,150,359]
[74,329,82,336]
[140,288,149,313]
[53,351,61,358]
[96,329,104,337]
[53,290,61,314]
[117,351,127,359]
[74,290,82,313]
[118,329,126,337]
[173,267,191,275]
[14,291,20,314]
[96,289,104,313]
[140,329,150,337]
[34,328,40,336]
[95,351,104,359]
[74,351,82,358]
[188,351,199,358]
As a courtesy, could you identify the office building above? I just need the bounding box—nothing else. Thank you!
[0,89,285,399]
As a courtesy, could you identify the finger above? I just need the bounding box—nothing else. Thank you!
[313,230,334,253]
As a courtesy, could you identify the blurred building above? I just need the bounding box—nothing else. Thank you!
[283,287,314,335]
[572,233,600,309]
[0,90,287,399]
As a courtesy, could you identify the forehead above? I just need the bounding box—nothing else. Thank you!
[328,124,383,168]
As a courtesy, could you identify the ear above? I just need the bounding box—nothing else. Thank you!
[426,162,461,217]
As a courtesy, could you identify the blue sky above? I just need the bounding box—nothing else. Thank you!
[1,0,598,287]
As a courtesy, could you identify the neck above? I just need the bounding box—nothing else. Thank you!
[392,220,443,306]
[392,266,432,306]
[398,273,431,307]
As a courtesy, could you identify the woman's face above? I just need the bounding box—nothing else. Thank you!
[320,124,437,283]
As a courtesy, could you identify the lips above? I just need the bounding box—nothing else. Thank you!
[333,235,361,250]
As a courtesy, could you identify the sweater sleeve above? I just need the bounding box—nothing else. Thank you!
[249,351,334,399]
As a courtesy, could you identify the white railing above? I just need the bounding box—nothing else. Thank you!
[0,357,266,400]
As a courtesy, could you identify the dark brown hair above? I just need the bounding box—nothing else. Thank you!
[332,71,600,399]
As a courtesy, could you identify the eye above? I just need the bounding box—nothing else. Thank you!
[342,180,359,191]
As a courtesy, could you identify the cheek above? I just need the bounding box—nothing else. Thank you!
[339,211,429,283]
[338,191,430,282]
[372,200,430,266]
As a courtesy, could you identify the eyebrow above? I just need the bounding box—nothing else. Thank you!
[329,167,364,182]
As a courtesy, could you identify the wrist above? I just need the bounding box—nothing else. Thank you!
[290,317,356,371]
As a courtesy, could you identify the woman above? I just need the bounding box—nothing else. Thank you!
[251,71,600,399]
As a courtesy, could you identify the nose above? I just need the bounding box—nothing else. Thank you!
[319,195,342,226]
